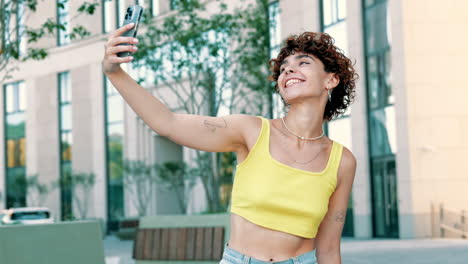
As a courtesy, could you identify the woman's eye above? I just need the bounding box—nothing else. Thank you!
[299,61,309,65]
[280,68,285,73]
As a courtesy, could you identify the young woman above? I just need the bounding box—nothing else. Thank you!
[103,23,358,264]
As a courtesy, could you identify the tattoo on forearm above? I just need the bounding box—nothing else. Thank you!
[203,117,227,132]
[334,210,346,223]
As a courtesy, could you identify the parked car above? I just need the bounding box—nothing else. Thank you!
[1,207,54,225]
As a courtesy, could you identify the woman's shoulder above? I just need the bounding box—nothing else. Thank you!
[335,143,357,185]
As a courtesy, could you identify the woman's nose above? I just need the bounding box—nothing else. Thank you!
[284,65,296,74]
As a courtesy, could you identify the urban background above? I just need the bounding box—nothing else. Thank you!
[1,0,467,242]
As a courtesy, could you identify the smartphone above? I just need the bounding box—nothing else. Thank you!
[117,5,144,57]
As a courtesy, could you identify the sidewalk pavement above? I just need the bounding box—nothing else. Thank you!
[104,236,468,264]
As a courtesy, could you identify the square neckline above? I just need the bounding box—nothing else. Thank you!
[265,117,335,176]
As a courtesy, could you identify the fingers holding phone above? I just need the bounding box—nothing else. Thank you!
[102,5,144,74]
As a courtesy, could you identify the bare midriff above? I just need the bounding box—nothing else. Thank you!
[227,213,316,262]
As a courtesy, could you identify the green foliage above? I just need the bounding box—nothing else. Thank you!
[77,2,99,15]
[0,0,97,82]
[132,0,273,213]
[155,161,197,213]
[123,160,155,216]
[58,171,96,219]
[25,174,55,207]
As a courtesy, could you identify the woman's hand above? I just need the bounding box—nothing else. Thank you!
[102,23,139,75]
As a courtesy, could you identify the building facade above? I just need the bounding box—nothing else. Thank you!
[1,0,467,238]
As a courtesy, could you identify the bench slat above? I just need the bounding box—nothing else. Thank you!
[133,226,225,261]
[186,227,196,260]
[176,228,187,260]
[212,227,224,259]
[169,229,178,259]
[203,228,213,260]
[194,227,205,260]
[151,229,161,260]
[143,229,154,259]
[160,228,169,259]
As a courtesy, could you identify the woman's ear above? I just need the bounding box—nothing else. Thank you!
[327,73,340,89]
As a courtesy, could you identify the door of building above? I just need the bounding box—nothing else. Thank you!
[371,155,399,238]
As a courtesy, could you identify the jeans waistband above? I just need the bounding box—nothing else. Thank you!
[222,243,317,264]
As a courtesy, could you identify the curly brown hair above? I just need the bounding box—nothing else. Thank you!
[269,32,358,121]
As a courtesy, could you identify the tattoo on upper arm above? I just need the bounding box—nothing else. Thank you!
[203,117,227,132]
[334,210,346,223]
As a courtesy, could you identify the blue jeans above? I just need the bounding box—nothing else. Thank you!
[219,243,318,264]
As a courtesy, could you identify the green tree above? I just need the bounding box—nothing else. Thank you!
[154,161,197,214]
[132,0,272,213]
[0,0,99,82]
[59,171,96,219]
[25,174,55,207]
[123,160,154,216]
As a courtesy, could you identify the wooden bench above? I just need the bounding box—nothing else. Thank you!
[133,213,230,264]
[0,220,105,264]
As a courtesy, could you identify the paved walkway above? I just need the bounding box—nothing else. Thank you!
[341,238,468,264]
[104,236,468,264]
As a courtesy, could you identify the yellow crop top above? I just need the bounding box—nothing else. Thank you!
[230,116,343,238]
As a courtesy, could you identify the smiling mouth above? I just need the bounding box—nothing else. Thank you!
[285,79,304,88]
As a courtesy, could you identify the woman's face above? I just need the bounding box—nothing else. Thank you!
[277,52,332,105]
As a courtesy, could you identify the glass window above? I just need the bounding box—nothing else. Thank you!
[269,1,281,53]
[364,1,389,54]
[367,55,379,109]
[369,106,397,156]
[269,1,283,118]
[6,84,15,113]
[117,0,126,27]
[105,76,125,231]
[103,0,117,33]
[323,21,348,55]
[17,1,27,56]
[337,0,346,20]
[5,82,26,113]
[170,0,179,10]
[18,82,26,111]
[57,0,70,45]
[151,0,159,16]
[61,131,73,161]
[322,0,333,26]
[60,104,72,130]
[59,72,72,103]
[384,49,394,105]
[4,81,27,208]
[322,0,346,27]
[107,95,124,123]
[3,0,12,47]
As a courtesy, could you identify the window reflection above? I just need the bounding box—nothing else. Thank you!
[369,106,397,156]
[59,71,73,220]
[4,81,27,208]
[61,132,73,161]
[61,104,72,130]
[269,1,282,118]
[6,138,26,167]
[108,95,124,123]
[57,0,70,45]
[323,21,348,55]
[105,76,125,230]
[103,0,116,33]
[151,0,160,16]
[117,0,126,27]
[365,1,389,53]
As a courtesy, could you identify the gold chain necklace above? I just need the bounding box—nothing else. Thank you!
[281,117,325,140]
[274,122,325,165]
